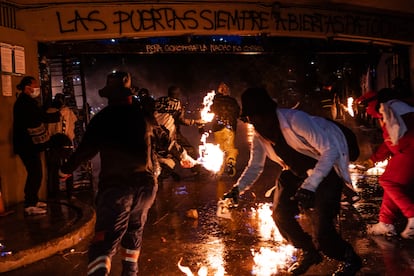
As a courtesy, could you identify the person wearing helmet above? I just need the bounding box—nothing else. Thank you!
[223,87,362,275]
[60,71,196,276]
[358,88,414,239]
[210,82,240,177]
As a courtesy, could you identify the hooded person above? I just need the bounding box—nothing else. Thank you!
[223,87,362,275]
[359,88,414,239]
[60,71,196,275]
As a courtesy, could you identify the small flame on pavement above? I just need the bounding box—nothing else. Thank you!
[252,203,283,242]
[251,203,297,275]
[179,203,296,275]
[366,159,388,176]
[251,246,296,276]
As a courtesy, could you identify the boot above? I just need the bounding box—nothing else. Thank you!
[366,222,397,237]
[401,217,414,239]
[333,248,362,276]
[288,249,322,275]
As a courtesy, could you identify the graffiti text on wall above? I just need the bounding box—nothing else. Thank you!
[49,6,413,41]
[144,44,264,53]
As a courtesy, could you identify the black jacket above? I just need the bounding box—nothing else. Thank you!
[61,104,160,189]
[13,93,60,154]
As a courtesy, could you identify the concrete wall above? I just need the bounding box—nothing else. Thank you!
[0,26,46,208]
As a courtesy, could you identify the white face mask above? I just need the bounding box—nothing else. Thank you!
[30,87,41,98]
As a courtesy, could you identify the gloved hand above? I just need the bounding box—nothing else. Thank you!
[293,188,315,210]
[223,186,239,205]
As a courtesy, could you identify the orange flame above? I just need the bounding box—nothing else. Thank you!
[197,133,224,173]
[197,91,224,173]
[366,159,388,176]
[347,97,354,117]
[200,90,216,122]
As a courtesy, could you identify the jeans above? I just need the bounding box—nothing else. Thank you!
[88,175,158,275]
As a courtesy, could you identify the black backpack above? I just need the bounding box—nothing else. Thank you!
[329,120,360,162]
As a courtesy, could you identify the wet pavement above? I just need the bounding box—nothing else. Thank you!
[1,123,414,275]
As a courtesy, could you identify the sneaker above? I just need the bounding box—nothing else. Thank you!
[401,223,414,239]
[24,206,47,216]
[36,201,47,208]
[367,222,397,237]
[288,250,323,275]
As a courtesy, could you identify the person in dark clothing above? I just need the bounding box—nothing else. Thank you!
[154,86,203,180]
[210,82,240,176]
[13,76,61,216]
[223,87,362,275]
[60,71,195,276]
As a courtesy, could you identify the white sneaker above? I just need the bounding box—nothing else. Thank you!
[36,201,47,208]
[401,221,414,239]
[24,206,47,216]
[367,222,397,237]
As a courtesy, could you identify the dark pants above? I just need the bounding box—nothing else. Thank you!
[46,149,73,199]
[88,175,158,276]
[272,169,354,260]
[18,151,42,207]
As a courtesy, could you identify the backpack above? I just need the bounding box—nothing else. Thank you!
[329,120,360,161]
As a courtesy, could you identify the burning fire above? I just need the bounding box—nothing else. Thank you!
[366,159,388,176]
[200,90,216,123]
[251,203,297,275]
[178,203,296,275]
[196,90,224,173]
[347,97,354,117]
[197,132,224,173]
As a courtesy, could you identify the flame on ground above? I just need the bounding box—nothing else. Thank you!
[366,159,388,176]
[251,245,296,276]
[251,203,297,275]
[178,203,296,276]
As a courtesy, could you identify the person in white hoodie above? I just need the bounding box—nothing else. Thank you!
[223,87,361,275]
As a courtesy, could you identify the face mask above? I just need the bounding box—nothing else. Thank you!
[30,87,41,98]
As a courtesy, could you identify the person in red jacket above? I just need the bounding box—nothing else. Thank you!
[359,88,414,239]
